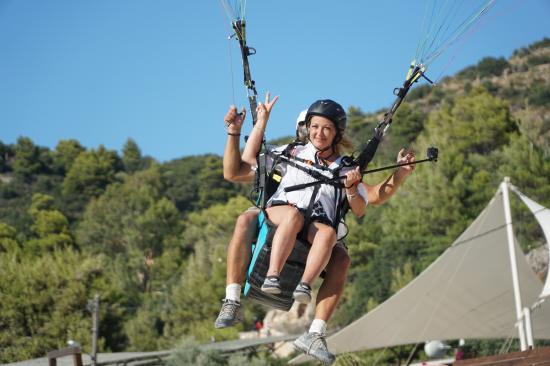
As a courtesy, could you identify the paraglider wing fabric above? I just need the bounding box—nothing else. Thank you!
[290,187,550,364]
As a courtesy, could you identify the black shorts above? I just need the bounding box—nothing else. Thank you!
[269,199,335,230]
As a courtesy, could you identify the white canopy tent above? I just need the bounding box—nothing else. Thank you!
[292,179,550,364]
[512,185,550,300]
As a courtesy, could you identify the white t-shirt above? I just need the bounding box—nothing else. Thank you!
[265,143,368,226]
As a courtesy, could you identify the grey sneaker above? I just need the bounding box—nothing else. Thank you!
[293,282,312,304]
[214,299,242,329]
[261,276,281,294]
[293,332,336,365]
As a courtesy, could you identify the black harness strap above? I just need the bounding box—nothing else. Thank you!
[303,185,321,231]
[269,146,349,231]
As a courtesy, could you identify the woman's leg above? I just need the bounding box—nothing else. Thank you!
[264,205,304,277]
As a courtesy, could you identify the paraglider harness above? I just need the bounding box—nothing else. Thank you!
[242,65,438,311]
[243,141,356,311]
[229,16,438,311]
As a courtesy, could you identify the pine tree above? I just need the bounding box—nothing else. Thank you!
[26,193,73,253]
[52,139,85,174]
[12,137,42,181]
[122,138,143,174]
[62,145,121,198]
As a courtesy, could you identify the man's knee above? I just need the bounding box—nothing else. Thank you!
[235,210,258,233]
[329,246,351,271]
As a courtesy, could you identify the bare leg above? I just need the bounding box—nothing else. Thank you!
[226,210,259,285]
[315,245,350,321]
[302,222,337,284]
[264,205,304,276]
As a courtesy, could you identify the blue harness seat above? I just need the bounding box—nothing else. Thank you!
[243,210,310,311]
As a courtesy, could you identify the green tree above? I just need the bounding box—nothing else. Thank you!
[124,300,163,351]
[0,222,20,253]
[0,141,13,173]
[0,249,128,363]
[495,133,550,251]
[384,102,426,156]
[25,193,73,253]
[162,196,252,344]
[496,134,550,206]
[12,137,42,181]
[77,167,183,293]
[337,87,519,324]
[458,56,509,80]
[122,138,143,174]
[62,145,121,198]
[52,139,85,174]
[167,338,226,366]
[162,155,242,215]
[197,156,238,208]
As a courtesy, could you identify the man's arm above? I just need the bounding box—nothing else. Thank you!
[365,148,415,205]
[223,106,255,182]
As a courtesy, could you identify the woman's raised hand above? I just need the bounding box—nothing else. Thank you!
[256,92,279,126]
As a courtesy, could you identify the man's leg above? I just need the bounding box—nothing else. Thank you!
[226,209,259,285]
[215,208,259,329]
[293,245,350,365]
[315,244,350,322]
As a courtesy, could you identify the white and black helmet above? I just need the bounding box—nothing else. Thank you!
[295,109,308,142]
[305,99,347,134]
[305,99,347,145]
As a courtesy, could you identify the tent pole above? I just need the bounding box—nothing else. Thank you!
[501,177,527,351]
[523,307,534,349]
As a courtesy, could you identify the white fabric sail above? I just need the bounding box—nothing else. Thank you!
[511,186,550,299]
[291,187,550,364]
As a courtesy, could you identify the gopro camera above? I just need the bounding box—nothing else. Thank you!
[427,147,438,161]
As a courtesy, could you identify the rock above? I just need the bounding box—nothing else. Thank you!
[526,244,549,282]
[259,300,316,357]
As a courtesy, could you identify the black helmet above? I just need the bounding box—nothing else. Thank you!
[305,99,347,133]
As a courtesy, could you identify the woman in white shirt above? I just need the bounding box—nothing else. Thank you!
[256,99,367,303]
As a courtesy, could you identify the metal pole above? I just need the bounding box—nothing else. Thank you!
[91,294,99,366]
[501,177,527,351]
[523,307,534,349]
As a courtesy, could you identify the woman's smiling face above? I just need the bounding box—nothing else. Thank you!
[308,115,337,151]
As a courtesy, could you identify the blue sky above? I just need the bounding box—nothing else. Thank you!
[1,1,548,162]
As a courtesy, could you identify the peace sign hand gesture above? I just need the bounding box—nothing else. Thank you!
[256,92,279,127]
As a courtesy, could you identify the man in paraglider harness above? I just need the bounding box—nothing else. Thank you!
[216,95,417,364]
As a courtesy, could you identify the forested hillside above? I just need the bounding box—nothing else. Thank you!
[1,39,549,364]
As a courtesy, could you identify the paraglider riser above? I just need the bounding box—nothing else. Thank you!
[244,211,310,311]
